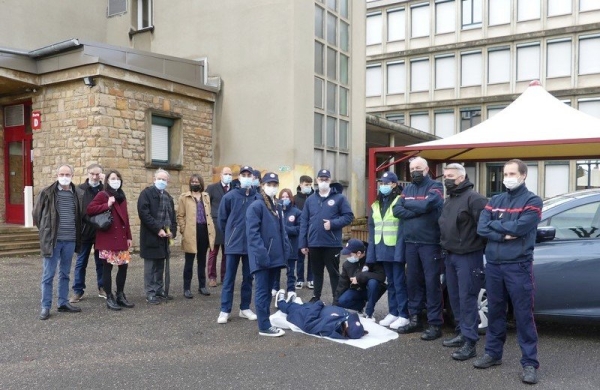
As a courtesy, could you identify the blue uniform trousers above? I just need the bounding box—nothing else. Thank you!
[382,261,408,318]
[484,261,539,368]
[254,268,280,331]
[337,279,381,317]
[220,254,253,313]
[405,243,443,326]
[445,250,484,342]
[273,258,297,292]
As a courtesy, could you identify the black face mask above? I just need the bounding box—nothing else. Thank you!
[190,185,201,192]
[444,179,458,192]
[411,170,425,184]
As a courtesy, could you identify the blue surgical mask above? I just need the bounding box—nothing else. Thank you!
[379,184,392,196]
[154,179,167,191]
[239,177,253,188]
[222,175,232,185]
[346,256,359,263]
[282,198,291,207]
[301,186,312,195]
[252,179,260,187]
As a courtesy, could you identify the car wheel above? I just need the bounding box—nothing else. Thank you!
[477,288,488,335]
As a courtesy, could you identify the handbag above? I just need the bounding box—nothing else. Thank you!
[89,209,113,231]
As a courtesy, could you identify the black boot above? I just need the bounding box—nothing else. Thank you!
[397,315,422,334]
[106,293,122,311]
[443,333,465,348]
[420,325,442,341]
[452,340,477,361]
[116,292,135,308]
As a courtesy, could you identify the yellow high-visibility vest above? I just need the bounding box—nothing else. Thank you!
[372,196,400,245]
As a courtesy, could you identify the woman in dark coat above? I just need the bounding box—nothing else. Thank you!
[87,170,134,311]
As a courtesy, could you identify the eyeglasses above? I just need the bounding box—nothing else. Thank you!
[89,172,101,176]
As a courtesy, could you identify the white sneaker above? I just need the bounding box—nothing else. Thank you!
[389,316,410,330]
[286,291,297,302]
[295,282,304,289]
[379,314,399,327]
[274,289,286,308]
[271,289,277,297]
[239,309,257,321]
[217,311,230,324]
[259,326,285,337]
[365,315,376,322]
[307,281,314,289]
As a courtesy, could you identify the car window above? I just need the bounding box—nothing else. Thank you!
[542,201,600,239]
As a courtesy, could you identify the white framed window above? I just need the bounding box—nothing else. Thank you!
[460,108,481,131]
[387,62,406,95]
[526,165,539,195]
[579,35,600,75]
[578,99,600,118]
[435,55,455,89]
[435,111,455,138]
[545,164,569,197]
[410,112,431,133]
[148,114,182,168]
[314,113,324,146]
[461,51,482,87]
[386,114,405,124]
[548,0,572,16]
[366,12,383,45]
[137,0,152,29]
[488,47,510,84]
[411,3,430,38]
[315,5,324,39]
[489,0,510,25]
[436,0,456,34]
[487,106,506,119]
[327,47,337,80]
[387,8,405,42]
[327,82,337,114]
[462,0,482,28]
[518,0,540,21]
[580,0,600,12]
[547,39,572,78]
[315,77,324,109]
[517,43,540,81]
[315,41,324,75]
[327,12,337,46]
[366,64,382,96]
[107,0,127,17]
[410,58,430,92]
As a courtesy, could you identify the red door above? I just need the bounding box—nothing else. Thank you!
[4,102,33,224]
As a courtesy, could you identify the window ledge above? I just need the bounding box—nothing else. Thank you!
[146,162,183,171]
[129,26,155,39]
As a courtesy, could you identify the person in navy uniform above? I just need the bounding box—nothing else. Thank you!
[393,157,445,341]
[246,172,291,337]
[475,159,542,385]
[438,163,488,361]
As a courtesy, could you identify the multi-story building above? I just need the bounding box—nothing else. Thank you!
[366,0,600,198]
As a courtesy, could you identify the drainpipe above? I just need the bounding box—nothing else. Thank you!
[28,38,80,58]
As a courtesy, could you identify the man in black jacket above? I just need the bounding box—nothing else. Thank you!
[333,239,386,321]
[70,163,105,302]
[438,163,488,361]
[293,175,314,289]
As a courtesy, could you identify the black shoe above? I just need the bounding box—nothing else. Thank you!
[309,296,319,303]
[184,290,194,299]
[106,293,122,311]
[451,340,477,361]
[57,303,82,313]
[397,315,422,334]
[473,354,502,369]
[146,295,161,305]
[199,287,210,296]
[421,325,442,341]
[443,333,465,348]
[39,308,50,320]
[116,292,135,308]
[521,366,538,384]
[156,291,174,300]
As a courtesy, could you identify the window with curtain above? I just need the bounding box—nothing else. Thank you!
[518,0,540,21]
[411,3,430,38]
[489,0,510,25]
[488,47,510,84]
[487,106,506,119]
[517,43,540,81]
[578,99,600,118]
[547,39,572,78]
[548,0,572,16]
[387,62,406,94]
[411,58,430,92]
[435,55,455,89]
[366,64,382,96]
[579,35,600,75]
[387,8,405,41]
[580,0,600,12]
[435,111,456,138]
[436,0,456,34]
[461,51,482,86]
[366,12,382,45]
[410,112,431,133]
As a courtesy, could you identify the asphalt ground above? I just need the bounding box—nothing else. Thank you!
[1,251,599,390]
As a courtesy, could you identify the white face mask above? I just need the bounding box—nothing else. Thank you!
[346,256,359,263]
[58,177,71,187]
[264,186,279,198]
[109,180,121,190]
[239,177,253,189]
[503,177,522,190]
[318,182,330,192]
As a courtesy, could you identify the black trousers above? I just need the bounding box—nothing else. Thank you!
[309,247,341,301]
[183,223,210,290]
[102,262,128,295]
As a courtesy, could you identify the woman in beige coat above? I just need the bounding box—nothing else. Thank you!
[177,174,216,299]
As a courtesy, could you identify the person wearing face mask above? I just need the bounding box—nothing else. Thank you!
[393,157,444,341]
[475,159,542,385]
[333,239,386,321]
[438,164,488,361]
[271,188,302,299]
[33,164,83,320]
[87,170,134,310]
[177,174,216,299]
[252,170,262,188]
[137,168,177,305]
[217,165,259,324]
[71,163,106,304]
[205,166,234,288]
[246,172,291,336]
[299,169,355,304]
[293,175,314,290]
[366,171,409,330]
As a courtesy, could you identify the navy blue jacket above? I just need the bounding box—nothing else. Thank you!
[393,176,443,244]
[218,187,258,255]
[282,204,301,260]
[299,188,354,249]
[246,196,291,274]
[334,257,386,303]
[477,184,542,264]
[367,193,403,263]
[287,301,352,339]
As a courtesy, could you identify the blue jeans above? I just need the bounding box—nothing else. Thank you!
[220,254,252,313]
[254,268,280,331]
[41,240,76,309]
[72,241,103,294]
[337,279,381,317]
[382,262,408,318]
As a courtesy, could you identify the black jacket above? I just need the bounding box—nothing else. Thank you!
[137,185,177,259]
[333,257,386,304]
[438,179,488,254]
[77,180,104,243]
[293,185,314,211]
[206,181,229,245]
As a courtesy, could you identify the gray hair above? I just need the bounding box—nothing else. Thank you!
[56,164,74,175]
[154,168,170,179]
[444,163,466,177]
[86,163,103,172]
[410,156,429,168]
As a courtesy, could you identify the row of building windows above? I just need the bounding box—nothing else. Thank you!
[366,0,600,44]
[366,34,600,96]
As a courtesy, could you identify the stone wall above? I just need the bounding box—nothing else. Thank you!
[32,77,214,248]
